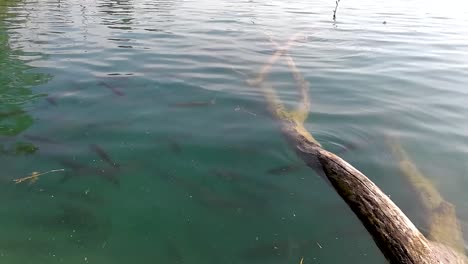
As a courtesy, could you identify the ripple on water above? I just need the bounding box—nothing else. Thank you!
[1,0,468,263]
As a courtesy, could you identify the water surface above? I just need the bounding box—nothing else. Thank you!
[1,0,468,263]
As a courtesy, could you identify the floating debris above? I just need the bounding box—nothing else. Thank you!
[98,81,125,96]
[89,144,120,168]
[13,169,65,184]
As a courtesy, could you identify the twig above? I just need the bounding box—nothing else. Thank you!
[333,0,341,21]
[13,169,65,184]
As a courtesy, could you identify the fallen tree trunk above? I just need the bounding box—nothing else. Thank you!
[247,34,467,263]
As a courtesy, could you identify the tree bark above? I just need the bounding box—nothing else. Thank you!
[247,34,467,263]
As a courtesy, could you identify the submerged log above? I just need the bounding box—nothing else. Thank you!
[247,34,467,263]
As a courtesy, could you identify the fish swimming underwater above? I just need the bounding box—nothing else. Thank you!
[58,158,120,186]
[169,97,216,108]
[266,164,304,175]
[98,81,125,96]
[23,134,60,145]
[89,144,120,168]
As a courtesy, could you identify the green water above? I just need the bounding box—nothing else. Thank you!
[1,0,468,263]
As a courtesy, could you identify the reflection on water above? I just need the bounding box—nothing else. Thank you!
[1,0,468,263]
[0,0,51,156]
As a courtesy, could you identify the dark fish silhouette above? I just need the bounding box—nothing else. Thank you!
[58,158,120,186]
[169,97,216,108]
[212,169,281,192]
[169,140,182,154]
[89,144,120,168]
[166,239,184,264]
[267,164,303,175]
[98,81,125,96]
[23,134,60,144]
[45,87,82,106]
[58,158,87,171]
[46,96,58,106]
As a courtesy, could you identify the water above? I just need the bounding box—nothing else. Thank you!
[1,0,468,263]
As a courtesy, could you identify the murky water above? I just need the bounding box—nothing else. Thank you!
[1,0,468,263]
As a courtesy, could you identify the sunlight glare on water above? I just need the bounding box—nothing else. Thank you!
[0,0,468,263]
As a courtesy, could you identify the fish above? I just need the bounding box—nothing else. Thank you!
[57,158,120,186]
[45,87,82,105]
[46,96,58,106]
[23,134,60,145]
[58,158,88,171]
[89,144,120,168]
[98,81,125,96]
[166,239,184,264]
[211,169,282,192]
[57,203,99,228]
[168,140,182,154]
[267,164,304,175]
[169,97,216,108]
[229,183,269,208]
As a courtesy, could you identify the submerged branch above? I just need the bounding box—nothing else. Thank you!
[265,34,310,123]
[247,33,303,87]
[247,34,467,263]
[13,169,65,184]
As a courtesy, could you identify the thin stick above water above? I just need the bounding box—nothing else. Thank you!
[333,0,341,21]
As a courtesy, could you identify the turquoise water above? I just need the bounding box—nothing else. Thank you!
[1,0,468,263]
